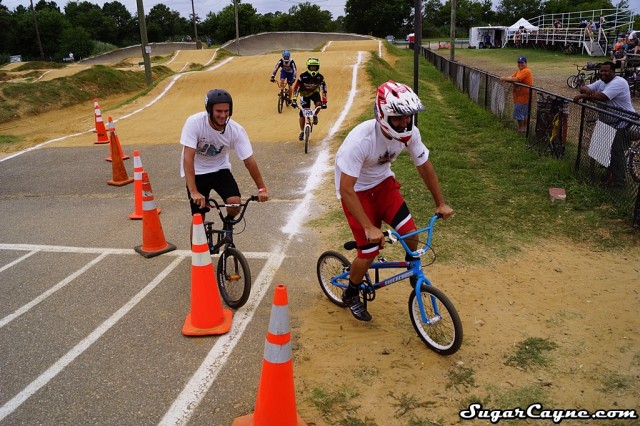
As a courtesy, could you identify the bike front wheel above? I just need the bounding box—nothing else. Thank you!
[304,125,311,153]
[216,247,251,309]
[316,251,350,307]
[628,139,640,182]
[408,284,463,355]
[277,93,284,114]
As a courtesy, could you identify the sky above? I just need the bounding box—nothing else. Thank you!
[2,0,638,21]
[2,0,349,19]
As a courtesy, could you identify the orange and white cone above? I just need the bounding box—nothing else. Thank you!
[182,213,233,336]
[107,124,134,187]
[232,285,307,426]
[133,171,176,258]
[129,150,160,219]
[105,117,130,162]
[93,99,109,144]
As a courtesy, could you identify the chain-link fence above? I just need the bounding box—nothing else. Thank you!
[425,49,640,228]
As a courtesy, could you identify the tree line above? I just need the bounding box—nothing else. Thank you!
[0,0,631,63]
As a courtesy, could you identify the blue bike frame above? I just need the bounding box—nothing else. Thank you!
[329,214,442,324]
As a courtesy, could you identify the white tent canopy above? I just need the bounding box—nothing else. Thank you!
[508,17,539,31]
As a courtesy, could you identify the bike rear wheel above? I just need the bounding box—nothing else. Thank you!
[216,247,251,309]
[567,75,584,89]
[277,92,284,114]
[316,251,350,307]
[408,284,462,355]
[304,125,310,153]
[628,140,640,182]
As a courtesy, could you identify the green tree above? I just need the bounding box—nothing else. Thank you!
[146,4,189,42]
[288,2,334,32]
[101,1,134,46]
[0,1,18,55]
[57,25,92,58]
[344,0,413,37]
[495,0,543,25]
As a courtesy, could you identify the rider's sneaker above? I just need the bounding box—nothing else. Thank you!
[313,115,318,125]
[286,99,291,106]
[298,131,304,141]
[342,290,372,322]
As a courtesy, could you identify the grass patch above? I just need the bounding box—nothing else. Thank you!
[446,366,476,391]
[0,134,21,145]
[388,391,436,418]
[599,372,635,392]
[327,48,640,267]
[307,386,371,424]
[505,337,558,369]
[0,64,174,124]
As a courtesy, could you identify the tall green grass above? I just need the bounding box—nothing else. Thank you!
[333,46,639,264]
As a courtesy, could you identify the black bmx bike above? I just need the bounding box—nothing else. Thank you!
[530,94,568,158]
[203,196,258,309]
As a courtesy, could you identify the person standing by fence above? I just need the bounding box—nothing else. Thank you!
[573,61,636,188]
[500,56,534,134]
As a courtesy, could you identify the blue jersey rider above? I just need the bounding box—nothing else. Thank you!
[291,57,328,141]
[270,50,297,106]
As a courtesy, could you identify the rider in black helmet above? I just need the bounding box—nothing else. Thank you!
[180,89,269,231]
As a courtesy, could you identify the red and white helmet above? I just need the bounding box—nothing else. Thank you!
[374,80,425,143]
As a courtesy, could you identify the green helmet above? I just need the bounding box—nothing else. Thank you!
[306,57,320,77]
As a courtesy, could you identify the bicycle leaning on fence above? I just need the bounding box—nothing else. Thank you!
[566,63,598,89]
[316,214,463,355]
[530,93,567,158]
[627,138,640,182]
[203,195,258,309]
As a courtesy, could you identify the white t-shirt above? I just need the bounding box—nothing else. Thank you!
[179,111,253,177]
[334,119,429,198]
[587,76,635,112]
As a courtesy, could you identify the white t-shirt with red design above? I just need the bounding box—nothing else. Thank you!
[334,119,429,198]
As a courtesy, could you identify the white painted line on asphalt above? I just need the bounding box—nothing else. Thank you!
[0,243,272,259]
[159,245,286,426]
[0,255,186,422]
[0,250,38,273]
[0,253,108,330]
[160,50,365,426]
[0,57,234,163]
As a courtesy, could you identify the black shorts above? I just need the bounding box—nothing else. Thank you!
[186,168,240,215]
[299,92,322,117]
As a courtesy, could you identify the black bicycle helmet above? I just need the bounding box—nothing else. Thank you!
[205,89,233,117]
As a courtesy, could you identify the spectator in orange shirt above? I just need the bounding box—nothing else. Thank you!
[500,56,534,133]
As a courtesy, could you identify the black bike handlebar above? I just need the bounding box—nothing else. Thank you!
[205,195,258,225]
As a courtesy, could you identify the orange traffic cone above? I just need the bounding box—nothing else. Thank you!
[182,213,233,336]
[107,125,134,187]
[93,99,109,144]
[129,150,160,219]
[133,171,176,258]
[232,285,308,426]
[105,117,130,162]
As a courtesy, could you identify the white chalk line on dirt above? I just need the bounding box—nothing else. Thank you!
[0,255,184,422]
[159,51,365,425]
[0,57,234,164]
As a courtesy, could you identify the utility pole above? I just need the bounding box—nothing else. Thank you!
[233,0,240,55]
[190,0,199,48]
[450,0,456,62]
[414,0,422,125]
[136,0,153,87]
[29,0,44,58]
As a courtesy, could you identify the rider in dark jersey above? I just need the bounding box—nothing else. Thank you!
[291,57,328,141]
